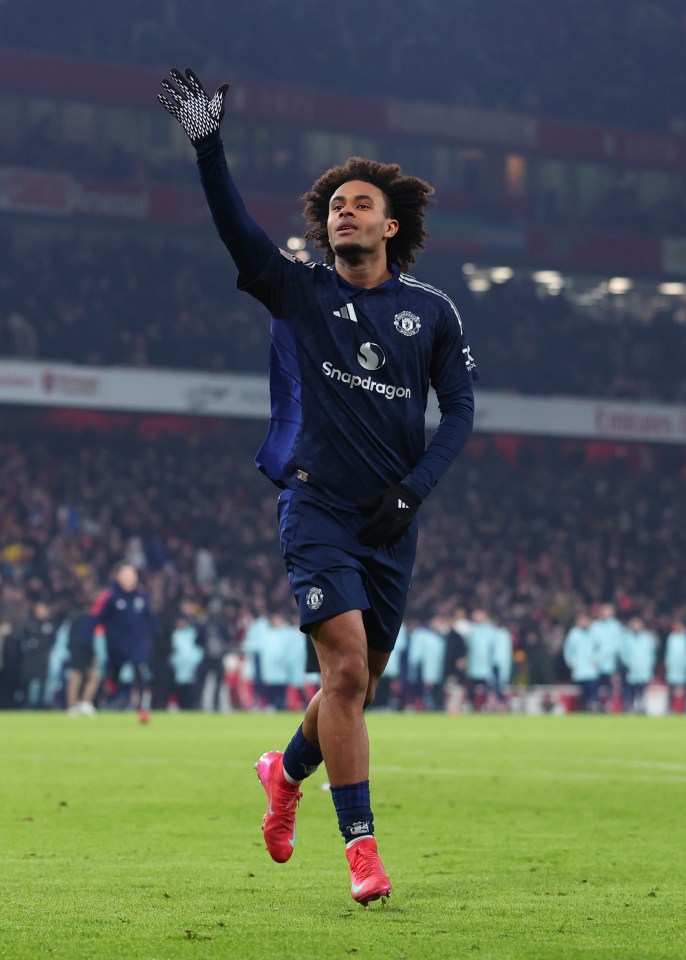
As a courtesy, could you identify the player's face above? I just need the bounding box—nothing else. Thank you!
[327,180,398,260]
[117,565,138,592]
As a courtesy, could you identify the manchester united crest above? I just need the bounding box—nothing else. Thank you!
[394,311,422,336]
[306,586,324,611]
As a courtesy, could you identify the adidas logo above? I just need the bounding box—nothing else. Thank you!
[398,499,409,509]
[333,302,358,323]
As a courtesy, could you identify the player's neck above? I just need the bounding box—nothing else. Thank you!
[334,252,392,289]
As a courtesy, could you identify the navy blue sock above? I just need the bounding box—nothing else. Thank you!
[330,780,374,843]
[282,724,323,783]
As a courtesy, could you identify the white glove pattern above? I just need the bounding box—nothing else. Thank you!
[158,67,229,146]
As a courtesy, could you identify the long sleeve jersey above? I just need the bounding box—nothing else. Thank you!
[86,583,157,664]
[197,135,477,508]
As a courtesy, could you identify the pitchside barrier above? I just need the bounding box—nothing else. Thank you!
[444,681,676,715]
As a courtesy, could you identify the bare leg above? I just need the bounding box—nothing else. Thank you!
[302,647,390,749]
[81,664,101,704]
[305,611,390,786]
[301,688,323,747]
[67,670,82,709]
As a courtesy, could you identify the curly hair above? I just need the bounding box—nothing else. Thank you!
[301,157,434,271]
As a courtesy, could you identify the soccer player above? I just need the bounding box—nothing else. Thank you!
[664,619,686,713]
[563,611,600,711]
[490,618,513,711]
[407,613,450,710]
[589,603,624,712]
[462,609,498,712]
[66,603,102,716]
[169,610,205,710]
[372,622,407,710]
[620,616,656,713]
[20,597,59,709]
[159,68,477,905]
[85,562,157,721]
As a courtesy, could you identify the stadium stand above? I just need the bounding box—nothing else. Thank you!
[0,416,683,710]
[2,232,686,402]
[1,3,685,713]
[1,0,685,134]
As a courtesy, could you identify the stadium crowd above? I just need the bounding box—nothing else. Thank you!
[3,230,686,403]
[5,123,686,238]
[2,0,685,135]
[2,2,685,712]
[1,419,684,713]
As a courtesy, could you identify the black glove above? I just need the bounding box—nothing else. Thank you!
[359,483,422,547]
[158,67,229,146]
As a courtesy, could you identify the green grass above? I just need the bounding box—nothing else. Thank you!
[2,712,685,960]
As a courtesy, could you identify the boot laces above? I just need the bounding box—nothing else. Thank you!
[273,782,302,814]
[351,842,382,882]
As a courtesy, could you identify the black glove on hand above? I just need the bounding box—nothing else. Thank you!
[158,67,229,146]
[359,483,422,547]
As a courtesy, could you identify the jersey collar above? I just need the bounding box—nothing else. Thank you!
[335,262,401,294]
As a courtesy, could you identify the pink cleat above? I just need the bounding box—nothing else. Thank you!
[254,751,302,863]
[346,837,392,906]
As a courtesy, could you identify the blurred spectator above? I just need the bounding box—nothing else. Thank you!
[664,620,686,713]
[3,232,686,404]
[254,612,300,712]
[85,562,157,719]
[563,612,599,711]
[198,599,234,712]
[620,616,657,713]
[169,606,204,709]
[65,603,102,716]
[373,622,407,711]
[490,618,513,711]
[0,416,684,712]
[242,609,271,709]
[589,603,625,712]
[407,614,450,711]
[461,609,498,711]
[279,613,308,713]
[442,611,468,693]
[19,597,58,708]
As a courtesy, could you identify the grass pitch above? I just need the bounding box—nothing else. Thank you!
[2,712,685,960]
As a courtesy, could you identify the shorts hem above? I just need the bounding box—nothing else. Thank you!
[299,601,370,636]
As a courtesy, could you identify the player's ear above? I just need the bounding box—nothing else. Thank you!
[385,219,399,239]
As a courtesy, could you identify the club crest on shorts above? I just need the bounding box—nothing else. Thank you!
[306,586,324,611]
[394,310,422,336]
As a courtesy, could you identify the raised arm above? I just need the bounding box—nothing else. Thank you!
[158,67,276,285]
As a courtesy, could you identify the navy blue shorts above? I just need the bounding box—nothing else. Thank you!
[277,489,417,653]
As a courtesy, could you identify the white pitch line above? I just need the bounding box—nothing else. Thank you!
[592,758,686,773]
[485,752,686,775]
[374,764,686,784]
[3,754,686,784]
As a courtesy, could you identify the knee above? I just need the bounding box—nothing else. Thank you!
[323,652,369,702]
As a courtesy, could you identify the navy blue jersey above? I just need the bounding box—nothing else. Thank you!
[197,135,477,507]
[86,583,157,665]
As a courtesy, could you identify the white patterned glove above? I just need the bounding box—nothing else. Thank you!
[158,67,229,146]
